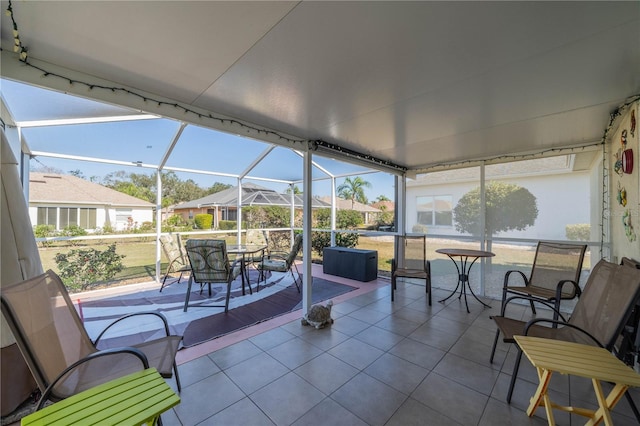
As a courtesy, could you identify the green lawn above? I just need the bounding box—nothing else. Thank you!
[38,235,591,292]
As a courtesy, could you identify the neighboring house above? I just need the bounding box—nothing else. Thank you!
[370,200,394,213]
[28,173,154,232]
[406,155,593,241]
[172,183,330,228]
[318,196,381,225]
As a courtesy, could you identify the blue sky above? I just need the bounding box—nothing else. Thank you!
[3,78,395,202]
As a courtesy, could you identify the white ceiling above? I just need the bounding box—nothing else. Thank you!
[1,1,639,173]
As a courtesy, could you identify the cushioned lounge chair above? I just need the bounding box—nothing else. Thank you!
[159,233,191,292]
[183,239,242,312]
[259,234,303,292]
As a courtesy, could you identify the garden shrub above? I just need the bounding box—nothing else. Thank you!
[218,220,236,230]
[54,244,125,292]
[311,231,359,256]
[61,224,88,237]
[566,224,590,241]
[33,224,56,247]
[194,213,213,229]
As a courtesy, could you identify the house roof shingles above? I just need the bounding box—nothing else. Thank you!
[29,173,154,207]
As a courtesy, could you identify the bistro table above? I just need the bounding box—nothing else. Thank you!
[514,336,640,426]
[227,244,267,294]
[21,368,180,426]
[436,248,495,313]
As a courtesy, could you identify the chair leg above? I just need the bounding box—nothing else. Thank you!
[529,299,537,315]
[391,275,396,301]
[292,264,301,292]
[507,348,524,403]
[624,390,640,423]
[426,277,432,306]
[224,281,232,313]
[183,276,194,312]
[173,361,182,393]
[160,273,169,292]
[490,329,500,363]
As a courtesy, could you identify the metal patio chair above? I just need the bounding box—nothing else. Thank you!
[183,239,242,312]
[391,235,431,305]
[159,233,191,292]
[500,241,587,322]
[490,258,640,419]
[259,233,304,292]
[0,270,182,406]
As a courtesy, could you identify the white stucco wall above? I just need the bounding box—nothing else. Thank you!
[406,169,591,241]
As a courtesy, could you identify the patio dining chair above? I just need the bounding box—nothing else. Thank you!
[490,258,640,416]
[259,233,304,292]
[159,233,191,292]
[391,235,431,305]
[245,228,268,275]
[0,270,182,405]
[500,241,587,322]
[183,239,242,312]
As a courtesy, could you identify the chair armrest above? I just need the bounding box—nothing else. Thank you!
[267,250,289,260]
[500,293,566,321]
[503,270,529,288]
[554,279,581,300]
[37,347,149,410]
[229,256,243,279]
[94,311,172,346]
[522,318,604,348]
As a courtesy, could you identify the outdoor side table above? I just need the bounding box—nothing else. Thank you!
[21,368,180,426]
[435,248,494,313]
[514,336,640,426]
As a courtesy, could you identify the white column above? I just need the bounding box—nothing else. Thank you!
[302,149,313,314]
[155,170,163,283]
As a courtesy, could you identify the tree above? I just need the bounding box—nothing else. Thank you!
[454,181,538,268]
[454,181,538,238]
[101,170,221,207]
[285,185,302,195]
[68,169,85,178]
[376,194,391,202]
[205,182,232,195]
[337,176,371,208]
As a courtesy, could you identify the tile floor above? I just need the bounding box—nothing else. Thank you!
[158,264,640,426]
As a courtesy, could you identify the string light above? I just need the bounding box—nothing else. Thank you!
[1,0,406,173]
[2,0,638,182]
[5,0,27,61]
[597,94,640,257]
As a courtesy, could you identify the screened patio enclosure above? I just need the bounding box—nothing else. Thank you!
[0,77,399,310]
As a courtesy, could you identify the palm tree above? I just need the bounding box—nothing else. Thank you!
[337,176,372,208]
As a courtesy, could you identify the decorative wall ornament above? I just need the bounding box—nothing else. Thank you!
[622,209,637,242]
[617,182,627,206]
[631,109,636,137]
[622,148,633,174]
[614,148,624,176]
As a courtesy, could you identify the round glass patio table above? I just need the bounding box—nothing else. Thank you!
[435,248,495,313]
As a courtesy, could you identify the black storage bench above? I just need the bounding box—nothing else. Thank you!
[322,247,378,282]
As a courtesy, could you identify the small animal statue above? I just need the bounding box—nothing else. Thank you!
[301,300,334,329]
